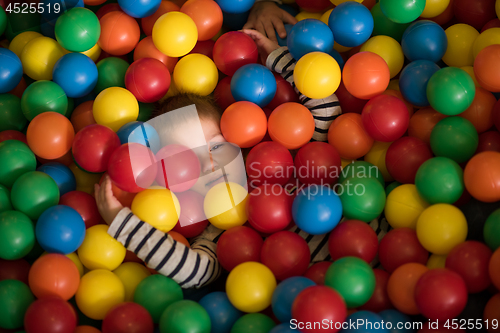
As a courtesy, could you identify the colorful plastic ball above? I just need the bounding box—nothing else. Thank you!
[416,204,468,254]
[116,121,160,153]
[221,101,267,148]
[94,57,128,94]
[180,0,223,41]
[0,130,27,145]
[24,297,77,333]
[385,184,429,229]
[327,113,374,160]
[246,141,294,187]
[131,188,180,232]
[215,0,254,13]
[358,269,392,313]
[408,107,447,145]
[76,269,125,320]
[302,261,330,286]
[198,292,241,333]
[216,226,263,271]
[21,80,68,121]
[464,151,500,202]
[379,228,428,274]
[0,211,34,260]
[333,82,367,116]
[386,136,433,184]
[230,313,275,333]
[0,279,35,330]
[0,5,6,36]
[8,31,42,59]
[152,11,197,57]
[125,58,170,103]
[102,302,154,333]
[460,87,496,134]
[485,209,500,251]
[117,0,160,18]
[172,190,208,237]
[343,51,391,100]
[230,64,276,107]
[328,220,378,263]
[0,49,22,94]
[59,191,100,229]
[399,60,440,107]
[474,44,500,92]
[401,20,447,63]
[98,11,140,56]
[360,36,404,79]
[293,51,341,99]
[212,31,258,76]
[328,2,373,47]
[294,142,342,186]
[204,182,248,230]
[77,224,126,270]
[112,262,150,302]
[268,102,315,150]
[37,162,76,196]
[21,36,65,81]
[453,0,497,31]
[159,300,210,333]
[134,37,178,73]
[140,0,179,35]
[380,0,426,23]
[53,53,98,99]
[93,87,139,132]
[339,177,386,222]
[55,7,100,52]
[174,54,218,96]
[371,3,411,43]
[387,263,428,315]
[287,19,334,60]
[442,24,479,68]
[271,277,316,324]
[247,185,293,233]
[420,0,450,18]
[473,28,500,60]
[0,140,36,188]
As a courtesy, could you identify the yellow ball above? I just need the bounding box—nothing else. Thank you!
[9,32,43,58]
[294,52,341,99]
[80,43,101,63]
[21,37,65,80]
[75,269,125,320]
[361,36,404,78]
[152,11,198,58]
[416,204,468,255]
[420,0,450,18]
[204,182,248,230]
[385,184,430,229]
[460,66,481,87]
[442,24,479,68]
[427,253,447,269]
[321,9,333,25]
[173,54,218,96]
[226,262,277,313]
[472,27,500,60]
[334,41,352,53]
[131,188,181,233]
[364,141,393,182]
[77,225,126,271]
[69,163,102,195]
[113,262,151,302]
[295,11,323,21]
[93,87,139,132]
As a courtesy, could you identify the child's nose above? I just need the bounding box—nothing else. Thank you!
[199,151,219,174]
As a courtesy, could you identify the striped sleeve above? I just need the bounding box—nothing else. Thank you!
[108,208,221,289]
[266,46,342,142]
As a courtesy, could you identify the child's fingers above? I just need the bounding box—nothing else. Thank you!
[282,11,298,25]
[273,18,287,39]
[263,21,277,44]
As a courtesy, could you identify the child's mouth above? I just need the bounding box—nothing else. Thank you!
[205,174,228,188]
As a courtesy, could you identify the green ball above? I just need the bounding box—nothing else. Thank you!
[10,171,60,220]
[160,300,211,333]
[385,181,401,196]
[0,140,36,188]
[338,177,386,222]
[21,80,68,121]
[379,0,426,24]
[339,161,385,187]
[0,6,6,36]
[230,313,276,333]
[426,67,476,116]
[324,257,376,308]
[0,210,35,260]
[415,157,464,204]
[484,209,500,251]
[430,116,478,164]
[0,280,35,329]
[0,185,12,213]
[94,57,129,94]
[134,275,183,323]
[5,12,41,41]
[371,3,411,42]
[55,7,101,52]
[0,94,27,132]
[137,102,154,122]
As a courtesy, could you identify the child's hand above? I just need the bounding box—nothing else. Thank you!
[242,29,280,64]
[94,175,124,225]
[243,1,297,44]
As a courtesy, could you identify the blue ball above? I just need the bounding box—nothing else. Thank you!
[222,11,250,31]
[287,19,334,60]
[199,292,243,333]
[292,185,342,235]
[328,48,345,70]
[0,49,23,94]
[231,64,277,107]
[328,1,374,48]
[399,60,440,107]
[378,310,416,333]
[117,121,161,154]
[276,24,293,47]
[118,0,161,18]
[35,205,86,254]
[53,53,98,98]
[401,20,447,63]
[270,324,298,333]
[216,0,255,14]
[341,311,390,333]
[37,162,76,196]
[272,277,316,323]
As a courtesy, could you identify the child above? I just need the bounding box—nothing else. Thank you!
[95,32,389,289]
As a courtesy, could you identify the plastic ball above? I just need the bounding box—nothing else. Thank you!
[327,113,374,160]
[152,11,197,57]
[477,130,500,154]
[442,24,479,67]
[102,302,154,333]
[271,277,315,324]
[360,36,403,78]
[339,177,386,222]
[247,184,293,233]
[408,107,448,145]
[473,28,500,60]
[112,262,150,302]
[216,226,263,271]
[379,228,428,274]
[116,121,160,153]
[421,0,451,18]
[415,157,464,204]
[379,0,426,23]
[385,184,429,229]
[159,300,210,333]
[21,36,65,81]
[93,87,139,132]
[21,80,68,121]
[0,210,34,260]
[37,162,76,196]
[0,48,22,94]
[117,0,160,18]
[51,53,97,98]
[212,31,258,76]
[140,0,179,36]
[386,136,433,184]
[198,292,241,333]
[401,20,447,63]
[220,101,267,148]
[131,188,180,232]
[287,19,334,59]
[268,102,315,150]
[0,140,36,188]
[464,151,500,202]
[134,36,178,72]
[230,313,275,333]
[358,269,392,313]
[94,57,129,94]
[173,190,209,237]
[245,141,294,187]
[0,257,30,284]
[338,160,384,189]
[8,31,43,59]
[0,279,35,330]
[98,11,140,56]
[328,1,373,47]
[371,3,412,43]
[215,0,255,13]
[399,60,440,107]
[174,54,218,96]
[387,263,428,315]
[204,182,248,230]
[180,0,223,41]
[55,8,100,52]
[474,44,500,92]
[303,261,331,285]
[231,64,276,107]
[293,51,341,99]
[125,58,170,103]
[416,203,468,254]
[77,224,126,270]
[23,297,77,333]
[328,220,378,263]
[294,142,342,186]
[453,0,497,31]
[59,191,101,229]
[460,87,496,134]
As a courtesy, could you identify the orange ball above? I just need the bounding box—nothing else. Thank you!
[134,36,178,73]
[27,112,75,160]
[474,44,500,92]
[342,51,391,100]
[221,101,267,148]
[71,101,96,133]
[75,326,102,333]
[490,248,500,290]
[408,107,447,145]
[464,151,500,202]
[268,102,315,150]
[387,263,429,315]
[168,230,190,247]
[483,293,500,333]
[327,113,374,160]
[28,254,80,301]
[181,0,223,41]
[141,1,180,36]
[98,11,141,56]
[459,87,496,133]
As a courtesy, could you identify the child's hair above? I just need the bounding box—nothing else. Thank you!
[153,93,223,123]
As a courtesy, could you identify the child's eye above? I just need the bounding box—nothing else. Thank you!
[210,143,223,151]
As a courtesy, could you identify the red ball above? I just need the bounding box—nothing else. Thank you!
[216,226,263,271]
[266,73,300,111]
[214,76,236,110]
[453,0,497,31]
[303,261,331,285]
[213,31,258,76]
[108,143,157,193]
[246,141,294,187]
[378,228,429,273]
[24,297,77,333]
[358,268,393,312]
[247,184,294,233]
[72,124,121,173]
[294,142,342,186]
[477,131,500,153]
[334,81,368,114]
[386,136,433,184]
[102,302,154,333]
[361,94,410,142]
[172,190,208,238]
[0,130,27,144]
[96,3,122,20]
[59,191,102,229]
[328,220,379,264]
[0,258,30,284]
[125,58,171,103]
[445,240,492,293]
[292,286,347,333]
[188,39,215,59]
[155,144,200,193]
[260,231,310,281]
[295,0,332,12]
[481,18,500,32]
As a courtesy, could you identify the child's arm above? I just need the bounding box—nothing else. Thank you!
[95,176,221,288]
